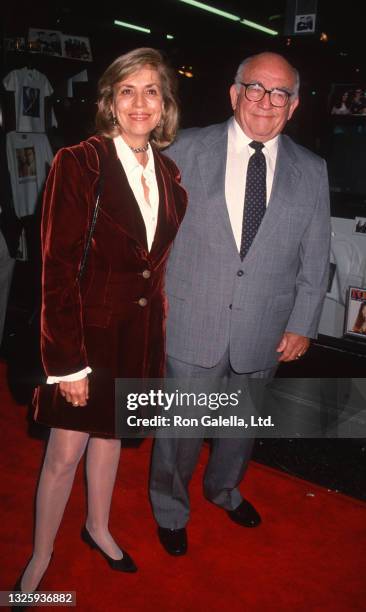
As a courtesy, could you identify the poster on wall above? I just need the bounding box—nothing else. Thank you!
[353,217,366,235]
[344,286,366,339]
[61,34,92,62]
[330,83,366,116]
[28,29,63,56]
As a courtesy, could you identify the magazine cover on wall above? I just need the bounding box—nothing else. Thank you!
[330,83,366,116]
[61,34,92,62]
[28,29,62,56]
[344,286,366,339]
[353,217,366,235]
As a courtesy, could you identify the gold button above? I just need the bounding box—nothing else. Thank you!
[138,297,148,307]
[142,269,151,279]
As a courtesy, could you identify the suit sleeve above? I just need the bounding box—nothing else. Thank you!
[40,148,91,376]
[285,159,331,337]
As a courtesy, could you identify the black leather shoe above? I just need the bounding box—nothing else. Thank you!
[227,499,261,527]
[157,527,187,556]
[81,526,137,573]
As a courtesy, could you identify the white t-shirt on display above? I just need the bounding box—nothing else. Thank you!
[6,131,54,217]
[3,68,53,133]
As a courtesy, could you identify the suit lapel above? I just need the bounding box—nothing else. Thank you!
[197,123,238,254]
[241,134,302,260]
[268,135,301,211]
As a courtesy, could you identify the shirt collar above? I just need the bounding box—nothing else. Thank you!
[229,117,279,156]
[113,134,154,175]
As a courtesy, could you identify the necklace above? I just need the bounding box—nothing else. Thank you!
[129,143,149,153]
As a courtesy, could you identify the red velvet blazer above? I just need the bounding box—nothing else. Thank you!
[34,135,187,435]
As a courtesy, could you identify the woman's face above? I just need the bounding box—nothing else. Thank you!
[111,65,163,147]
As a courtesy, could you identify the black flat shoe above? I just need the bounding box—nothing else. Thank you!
[157,527,187,556]
[81,526,137,573]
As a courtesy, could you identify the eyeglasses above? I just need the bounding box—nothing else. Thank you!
[239,82,293,107]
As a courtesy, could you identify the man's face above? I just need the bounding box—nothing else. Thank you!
[229,54,299,142]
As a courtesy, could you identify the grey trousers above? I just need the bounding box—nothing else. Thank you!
[149,350,276,529]
[0,231,15,346]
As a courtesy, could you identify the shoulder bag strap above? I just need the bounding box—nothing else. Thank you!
[76,159,104,282]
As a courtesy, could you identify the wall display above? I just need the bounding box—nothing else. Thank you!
[330,84,366,116]
[28,29,63,56]
[61,35,92,62]
[344,286,366,339]
[294,14,315,33]
[318,218,366,338]
[6,131,53,217]
[353,217,366,235]
[26,28,92,62]
[3,68,53,133]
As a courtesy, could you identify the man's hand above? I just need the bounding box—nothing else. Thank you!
[59,377,89,407]
[276,332,310,363]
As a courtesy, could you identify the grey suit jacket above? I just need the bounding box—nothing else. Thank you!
[165,120,330,372]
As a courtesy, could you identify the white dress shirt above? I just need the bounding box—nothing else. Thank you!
[48,135,159,384]
[225,117,279,250]
[113,135,159,251]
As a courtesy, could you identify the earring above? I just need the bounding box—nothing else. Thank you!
[111,116,118,126]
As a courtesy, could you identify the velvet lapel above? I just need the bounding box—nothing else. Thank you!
[91,136,149,250]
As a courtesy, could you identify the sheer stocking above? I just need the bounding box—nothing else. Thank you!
[20,428,89,591]
[85,437,122,560]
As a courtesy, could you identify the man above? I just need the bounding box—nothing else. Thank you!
[150,52,330,555]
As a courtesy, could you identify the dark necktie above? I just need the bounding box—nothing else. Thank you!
[239,141,267,260]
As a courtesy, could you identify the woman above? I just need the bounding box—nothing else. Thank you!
[352,301,366,334]
[15,47,187,594]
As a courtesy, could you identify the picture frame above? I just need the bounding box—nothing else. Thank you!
[294,14,315,34]
[28,29,63,56]
[353,216,366,235]
[61,34,92,62]
[344,286,366,339]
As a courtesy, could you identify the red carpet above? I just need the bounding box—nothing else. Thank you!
[1,361,366,611]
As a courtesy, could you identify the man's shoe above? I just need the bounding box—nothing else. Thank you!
[227,499,261,527]
[157,527,187,556]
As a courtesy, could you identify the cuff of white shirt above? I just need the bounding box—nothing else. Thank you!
[47,367,92,384]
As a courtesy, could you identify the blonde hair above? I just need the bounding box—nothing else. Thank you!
[96,47,179,148]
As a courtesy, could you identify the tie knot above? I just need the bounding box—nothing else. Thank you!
[249,141,264,152]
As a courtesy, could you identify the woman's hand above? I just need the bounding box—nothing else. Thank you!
[59,377,89,407]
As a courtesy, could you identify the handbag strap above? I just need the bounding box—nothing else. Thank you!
[77,172,104,282]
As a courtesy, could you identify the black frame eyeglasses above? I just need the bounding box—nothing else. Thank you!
[239,82,293,107]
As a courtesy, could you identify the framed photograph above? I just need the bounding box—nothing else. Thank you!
[353,216,366,234]
[294,14,315,34]
[28,29,62,56]
[61,34,92,62]
[344,286,366,339]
